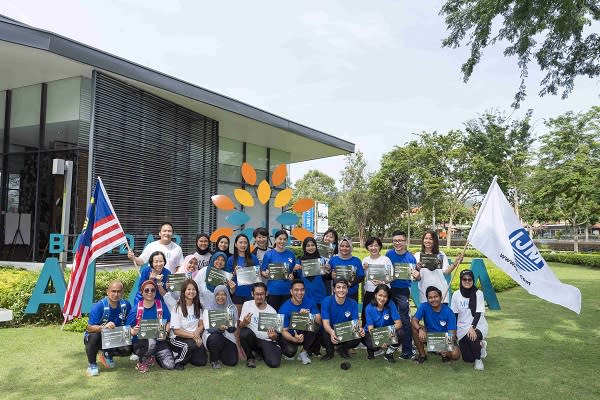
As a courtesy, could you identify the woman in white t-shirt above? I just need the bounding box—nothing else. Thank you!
[450,269,488,370]
[169,279,207,369]
[413,230,463,304]
[361,236,392,328]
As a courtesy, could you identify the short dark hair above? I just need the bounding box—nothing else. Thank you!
[333,277,349,288]
[291,279,305,289]
[252,282,267,293]
[371,284,391,307]
[159,222,174,231]
[253,227,269,238]
[365,236,383,249]
[273,229,288,240]
[148,251,166,267]
[391,230,407,238]
[426,286,442,299]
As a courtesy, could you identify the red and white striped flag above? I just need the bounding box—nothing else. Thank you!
[63,177,127,321]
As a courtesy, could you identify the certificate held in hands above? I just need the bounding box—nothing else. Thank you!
[290,312,317,332]
[301,259,323,277]
[206,268,231,286]
[370,325,398,347]
[208,307,236,329]
[335,265,356,282]
[367,264,390,282]
[267,263,289,280]
[334,319,361,342]
[101,325,132,349]
[420,254,442,271]
[236,266,261,285]
[167,273,188,292]
[138,319,167,340]
[392,263,413,280]
[258,312,284,332]
[427,332,454,352]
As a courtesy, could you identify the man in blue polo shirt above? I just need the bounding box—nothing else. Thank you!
[320,278,365,361]
[385,230,417,359]
[411,286,461,364]
[278,279,321,365]
[84,281,132,376]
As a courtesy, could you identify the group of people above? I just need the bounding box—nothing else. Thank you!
[84,223,488,376]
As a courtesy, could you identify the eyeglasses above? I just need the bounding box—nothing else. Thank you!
[392,239,406,243]
[461,278,473,282]
[143,288,156,293]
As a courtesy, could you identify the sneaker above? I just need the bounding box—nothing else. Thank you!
[174,363,185,371]
[86,364,99,377]
[320,353,334,362]
[337,349,351,359]
[399,352,415,360]
[135,362,149,373]
[211,361,222,369]
[414,355,427,365]
[474,359,484,370]
[480,340,487,359]
[367,350,374,360]
[146,355,156,367]
[355,342,367,350]
[246,358,256,368]
[129,354,139,362]
[98,352,115,369]
[298,351,311,365]
[384,353,396,363]
[373,349,384,357]
[283,355,295,361]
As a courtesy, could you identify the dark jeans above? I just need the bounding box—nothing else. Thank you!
[133,339,175,369]
[361,291,375,328]
[84,332,132,364]
[206,333,239,366]
[239,327,282,368]
[280,330,318,357]
[169,336,207,367]
[390,287,413,355]
[321,328,361,356]
[459,329,483,362]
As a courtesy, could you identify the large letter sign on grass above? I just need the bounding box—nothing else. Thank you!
[25,258,67,314]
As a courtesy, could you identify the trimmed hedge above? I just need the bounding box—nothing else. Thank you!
[543,252,600,268]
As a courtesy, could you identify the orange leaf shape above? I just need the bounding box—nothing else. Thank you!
[211,195,235,210]
[257,180,271,204]
[234,189,254,207]
[241,162,257,185]
[271,163,287,186]
[292,198,315,213]
[274,188,293,208]
[291,227,313,242]
[210,227,234,242]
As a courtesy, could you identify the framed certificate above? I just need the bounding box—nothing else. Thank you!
[317,242,335,261]
[267,263,289,280]
[427,332,454,352]
[333,319,361,342]
[301,259,323,277]
[335,265,356,282]
[420,254,442,271]
[367,264,390,282]
[101,325,132,349]
[370,325,398,347]
[289,312,317,332]
[236,266,261,285]
[138,319,167,340]
[258,312,284,332]
[206,268,231,286]
[392,263,413,280]
[208,308,236,329]
[166,273,188,292]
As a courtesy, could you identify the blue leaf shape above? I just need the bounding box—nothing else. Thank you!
[276,212,299,226]
[239,227,255,240]
[226,211,251,226]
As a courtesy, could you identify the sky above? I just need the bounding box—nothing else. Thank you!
[3,0,598,185]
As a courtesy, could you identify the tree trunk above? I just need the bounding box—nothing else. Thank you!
[513,189,520,221]
[446,214,453,249]
[585,220,589,241]
[572,219,579,253]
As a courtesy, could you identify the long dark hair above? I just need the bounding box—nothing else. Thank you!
[323,228,339,254]
[371,284,392,308]
[232,234,254,267]
[421,230,440,254]
[177,279,202,319]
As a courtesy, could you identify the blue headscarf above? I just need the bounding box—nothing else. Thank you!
[205,251,230,292]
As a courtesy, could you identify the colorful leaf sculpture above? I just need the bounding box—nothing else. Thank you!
[271,163,287,186]
[211,195,235,210]
[292,198,315,213]
[276,212,299,226]
[257,180,271,204]
[210,227,234,242]
[226,211,251,226]
[291,227,313,241]
[241,162,257,185]
[234,189,254,207]
[274,188,292,208]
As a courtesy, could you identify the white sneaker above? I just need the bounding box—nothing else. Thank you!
[373,349,385,357]
[283,355,295,361]
[474,359,484,370]
[129,354,139,362]
[298,351,311,365]
[480,340,487,359]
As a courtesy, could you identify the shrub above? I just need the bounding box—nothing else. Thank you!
[543,252,600,268]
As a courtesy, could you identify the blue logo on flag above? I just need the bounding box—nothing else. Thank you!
[508,228,545,272]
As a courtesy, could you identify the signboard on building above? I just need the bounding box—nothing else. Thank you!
[303,207,315,234]
[315,202,329,235]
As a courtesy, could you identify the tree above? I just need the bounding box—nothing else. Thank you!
[529,106,600,251]
[339,151,371,246]
[292,170,338,203]
[463,110,534,217]
[440,1,600,107]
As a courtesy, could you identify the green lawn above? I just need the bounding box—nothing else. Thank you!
[1,263,598,400]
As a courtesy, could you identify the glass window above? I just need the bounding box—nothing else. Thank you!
[9,84,41,152]
[45,78,82,149]
[246,143,267,170]
[219,137,243,182]
[0,91,5,153]
[268,188,284,235]
[269,148,290,188]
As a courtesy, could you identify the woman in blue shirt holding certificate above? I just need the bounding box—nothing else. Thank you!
[260,230,296,311]
[364,284,403,363]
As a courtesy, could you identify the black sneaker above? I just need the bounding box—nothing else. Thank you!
[320,353,334,362]
[399,352,414,360]
[367,350,374,360]
[384,353,396,363]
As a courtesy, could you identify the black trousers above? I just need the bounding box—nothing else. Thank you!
[133,339,175,369]
[390,287,413,355]
[169,336,207,367]
[459,329,483,362]
[321,329,361,356]
[280,330,318,358]
[267,294,289,312]
[239,327,282,368]
[84,332,132,364]
[364,328,404,352]
[361,291,375,327]
[206,333,239,366]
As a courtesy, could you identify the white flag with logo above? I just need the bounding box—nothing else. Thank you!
[467,177,581,314]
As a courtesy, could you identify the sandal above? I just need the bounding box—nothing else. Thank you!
[414,355,427,365]
[246,358,256,368]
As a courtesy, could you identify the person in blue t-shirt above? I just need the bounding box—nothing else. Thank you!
[228,233,260,309]
[329,238,365,302]
[134,251,171,303]
[278,279,321,365]
[260,229,296,311]
[411,286,461,364]
[84,281,132,377]
[127,280,174,373]
[385,230,417,359]
[320,278,365,361]
[364,284,404,363]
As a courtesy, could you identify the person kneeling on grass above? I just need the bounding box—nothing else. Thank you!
[127,280,175,373]
[450,270,488,370]
[411,286,461,364]
[278,279,321,365]
[320,278,365,361]
[84,280,132,377]
[364,284,404,363]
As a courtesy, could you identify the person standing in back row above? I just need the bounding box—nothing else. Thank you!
[128,222,184,273]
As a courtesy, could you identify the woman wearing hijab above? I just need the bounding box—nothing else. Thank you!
[176,255,200,278]
[193,233,212,269]
[194,251,236,309]
[215,235,232,259]
[296,237,329,310]
[450,269,488,370]
[329,237,365,302]
[202,285,239,368]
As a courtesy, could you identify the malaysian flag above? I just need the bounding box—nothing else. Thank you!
[63,177,127,321]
